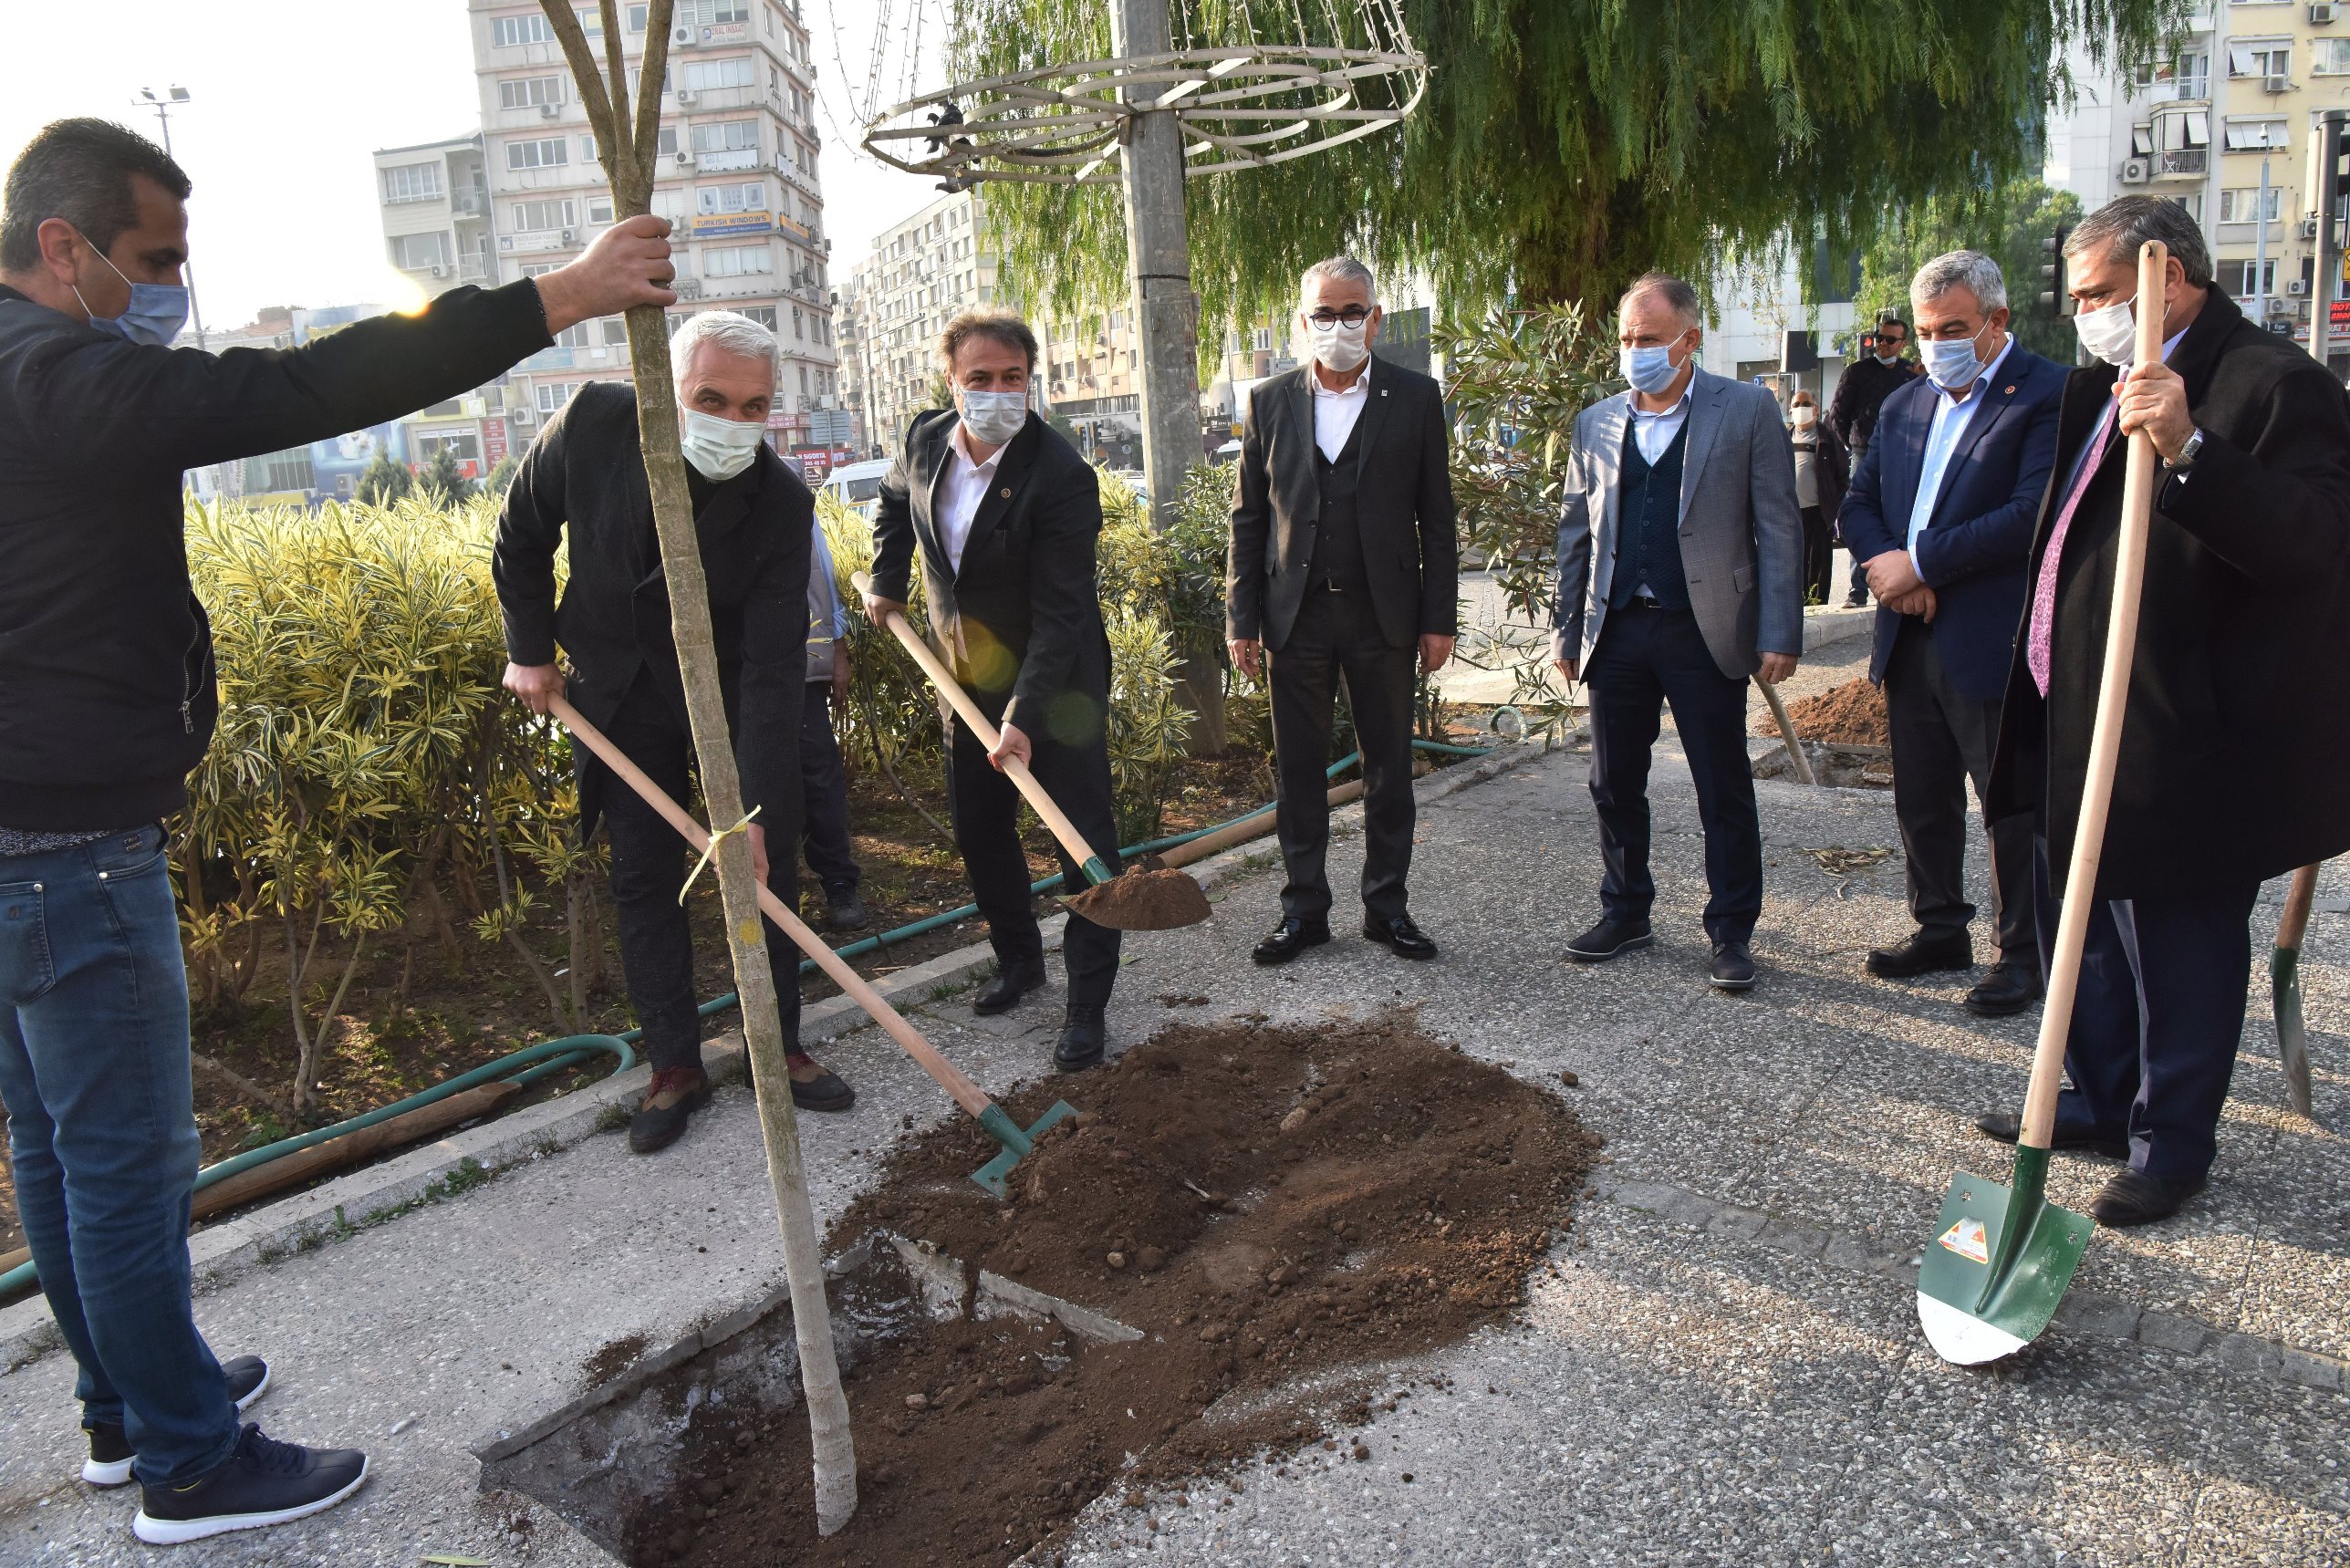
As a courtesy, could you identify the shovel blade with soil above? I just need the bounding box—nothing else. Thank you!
[854,572,1211,933]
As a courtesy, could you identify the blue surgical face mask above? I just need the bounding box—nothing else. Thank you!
[1619,331,1690,396]
[956,387,1029,447]
[678,408,767,481]
[71,232,190,348]
[1920,322,1993,391]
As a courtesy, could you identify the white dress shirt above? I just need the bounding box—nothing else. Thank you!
[1906,334,2017,562]
[1630,377,1695,464]
[1311,358,1372,462]
[938,419,1007,574]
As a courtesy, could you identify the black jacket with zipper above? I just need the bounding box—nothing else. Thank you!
[0,279,554,832]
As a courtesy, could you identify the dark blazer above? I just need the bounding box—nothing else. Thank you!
[493,381,810,825]
[868,409,1111,742]
[1225,360,1458,651]
[1987,291,2350,898]
[1838,341,2067,701]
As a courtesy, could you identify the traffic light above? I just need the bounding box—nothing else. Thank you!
[2039,224,2075,317]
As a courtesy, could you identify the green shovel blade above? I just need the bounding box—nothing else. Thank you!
[970,1099,1078,1199]
[1916,1147,2093,1366]
[2271,944,2314,1119]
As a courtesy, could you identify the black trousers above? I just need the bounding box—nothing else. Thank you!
[1267,586,1419,924]
[2036,832,2258,1186]
[1798,504,1834,606]
[946,702,1122,1009]
[798,682,861,898]
[1885,619,2034,962]
[596,680,804,1074]
[1585,603,1762,943]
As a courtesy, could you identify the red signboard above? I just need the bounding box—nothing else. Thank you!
[483,418,510,466]
[2333,300,2350,325]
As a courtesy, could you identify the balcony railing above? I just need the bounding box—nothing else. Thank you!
[693,147,761,172]
[2155,149,2208,177]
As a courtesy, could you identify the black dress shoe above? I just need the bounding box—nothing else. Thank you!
[786,1054,857,1113]
[973,960,1046,1015]
[1362,912,1438,960]
[1564,917,1653,962]
[824,890,869,930]
[1709,940,1756,991]
[1843,588,1868,608]
[629,1067,712,1155]
[1973,1110,2128,1159]
[2089,1168,2204,1227]
[1252,918,1330,966]
[1964,960,2043,1017]
[1055,1005,1107,1071]
[1865,929,1975,979]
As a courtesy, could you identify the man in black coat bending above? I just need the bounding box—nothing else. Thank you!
[496,311,855,1155]
[862,308,1124,1071]
[1981,195,2350,1226]
[1227,256,1459,968]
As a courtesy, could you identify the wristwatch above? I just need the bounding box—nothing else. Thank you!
[2170,427,2206,470]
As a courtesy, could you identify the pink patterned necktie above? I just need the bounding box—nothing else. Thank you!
[2026,403,2120,697]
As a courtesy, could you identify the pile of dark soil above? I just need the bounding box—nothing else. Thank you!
[650,1013,1600,1568]
[1761,677,1889,748]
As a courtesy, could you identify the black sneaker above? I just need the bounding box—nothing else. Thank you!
[1709,940,1757,991]
[1564,918,1653,962]
[84,1355,272,1488]
[132,1424,368,1545]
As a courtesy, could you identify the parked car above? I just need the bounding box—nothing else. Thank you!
[818,458,892,521]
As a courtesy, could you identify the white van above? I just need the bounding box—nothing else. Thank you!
[818,458,892,520]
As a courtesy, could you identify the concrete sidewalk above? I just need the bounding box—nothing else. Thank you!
[1,626,2344,1564]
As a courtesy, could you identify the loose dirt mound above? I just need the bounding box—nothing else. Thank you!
[1062,866,1212,930]
[652,1013,1600,1568]
[1759,677,1889,747]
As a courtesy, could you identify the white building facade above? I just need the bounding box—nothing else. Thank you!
[846,190,1001,455]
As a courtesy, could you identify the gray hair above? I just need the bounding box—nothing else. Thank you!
[1910,249,2008,315]
[1299,254,1378,306]
[1618,271,1700,328]
[2064,195,2214,288]
[667,309,779,387]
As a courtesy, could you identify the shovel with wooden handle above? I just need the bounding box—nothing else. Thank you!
[1916,239,2172,1366]
[852,572,1212,931]
[1755,678,1816,785]
[549,695,1072,1198]
[2271,862,2321,1120]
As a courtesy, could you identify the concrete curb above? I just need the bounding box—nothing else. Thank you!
[1589,1171,2350,1396]
[0,741,1541,1374]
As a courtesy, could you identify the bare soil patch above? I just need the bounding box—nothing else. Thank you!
[1759,676,1889,748]
[648,1012,1600,1568]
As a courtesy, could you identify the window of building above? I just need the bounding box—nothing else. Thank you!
[2165,191,2204,223]
[579,133,599,163]
[247,447,316,493]
[791,306,805,338]
[556,321,594,348]
[704,243,774,276]
[2227,258,2279,298]
[513,198,578,231]
[499,76,565,109]
[735,305,778,329]
[2219,187,2282,223]
[1253,327,1273,350]
[696,181,767,213]
[658,126,680,158]
[506,137,568,171]
[416,431,482,464]
[679,57,757,91]
[799,365,810,395]
[517,261,562,277]
[490,13,556,47]
[389,232,452,271]
[536,381,580,412]
[627,2,649,29]
[2227,42,2292,78]
[598,317,629,346]
[2223,117,2292,150]
[691,119,761,162]
[653,187,691,225]
[380,162,442,203]
[587,193,615,224]
[2314,37,2350,75]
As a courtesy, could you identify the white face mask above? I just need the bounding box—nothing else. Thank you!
[1307,318,1370,373]
[678,408,766,481]
[956,387,1029,447]
[2073,296,2139,368]
[1790,407,1817,427]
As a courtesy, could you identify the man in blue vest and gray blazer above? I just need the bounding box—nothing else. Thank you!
[1552,272,1804,990]
[1838,250,2064,1019]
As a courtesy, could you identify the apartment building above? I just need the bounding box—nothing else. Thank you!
[846,189,1001,450]
[373,1,843,467]
[2049,2,2350,371]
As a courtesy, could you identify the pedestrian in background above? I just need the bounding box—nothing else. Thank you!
[1827,310,1923,606]
[801,517,867,929]
[1786,389,1841,604]
[1980,196,2350,1225]
[1552,272,1804,991]
[1837,250,2064,1019]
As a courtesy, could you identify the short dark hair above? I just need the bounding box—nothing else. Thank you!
[0,119,191,274]
[1875,312,1909,333]
[1619,271,1700,328]
[2065,194,2215,289]
[937,306,1037,376]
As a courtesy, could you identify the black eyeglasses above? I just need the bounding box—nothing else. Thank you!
[1305,306,1373,330]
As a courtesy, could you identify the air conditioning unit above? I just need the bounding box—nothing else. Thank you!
[674,90,695,107]
[671,23,694,46]
[429,264,448,278]
[512,405,536,424]
[2302,214,2321,238]
[672,151,696,167]
[2313,2,2337,22]
[2120,158,2150,183]
[2264,73,2292,93]
[2288,277,2311,296]
[539,102,559,119]
[560,228,577,245]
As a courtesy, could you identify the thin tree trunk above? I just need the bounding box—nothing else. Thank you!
[541,0,855,1532]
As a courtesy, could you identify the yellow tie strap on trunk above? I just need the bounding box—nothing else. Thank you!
[679,805,761,906]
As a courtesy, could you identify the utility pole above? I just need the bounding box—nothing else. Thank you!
[137,87,208,351]
[1109,0,1200,532]
[2317,109,2349,373]
[2254,152,2271,333]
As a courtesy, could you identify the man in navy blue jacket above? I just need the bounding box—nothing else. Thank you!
[1837,251,2064,1018]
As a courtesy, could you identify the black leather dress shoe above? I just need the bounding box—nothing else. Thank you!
[2089,1168,2204,1227]
[1709,940,1756,991]
[1973,1111,2128,1160]
[1865,929,1975,979]
[1362,912,1437,960]
[1054,1005,1107,1071]
[1252,918,1330,966]
[1964,960,2043,1017]
[1564,918,1653,962]
[973,960,1045,1015]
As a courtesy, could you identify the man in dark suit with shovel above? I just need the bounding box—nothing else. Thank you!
[1981,196,2350,1225]
[862,307,1125,1071]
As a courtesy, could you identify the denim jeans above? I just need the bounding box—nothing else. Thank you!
[0,825,237,1486]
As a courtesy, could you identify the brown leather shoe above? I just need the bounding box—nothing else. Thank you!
[629,1066,712,1154]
